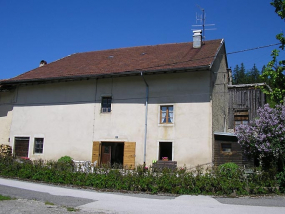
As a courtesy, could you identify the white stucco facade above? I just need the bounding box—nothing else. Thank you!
[7,68,221,168]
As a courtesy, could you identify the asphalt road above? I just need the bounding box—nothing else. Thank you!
[0,178,285,214]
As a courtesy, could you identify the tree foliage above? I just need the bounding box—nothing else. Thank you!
[260,1,285,104]
[271,0,285,20]
[236,104,285,171]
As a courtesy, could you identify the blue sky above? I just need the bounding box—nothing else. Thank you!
[1,0,284,80]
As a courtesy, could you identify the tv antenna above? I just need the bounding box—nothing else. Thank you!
[191,5,216,41]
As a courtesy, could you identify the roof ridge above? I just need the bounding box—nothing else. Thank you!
[75,39,222,55]
[76,42,193,55]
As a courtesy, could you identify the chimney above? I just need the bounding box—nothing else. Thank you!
[193,30,202,48]
[39,60,47,67]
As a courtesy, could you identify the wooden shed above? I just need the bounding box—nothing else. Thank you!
[214,132,253,167]
[228,83,266,129]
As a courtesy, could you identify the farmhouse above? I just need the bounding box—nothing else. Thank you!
[0,33,229,168]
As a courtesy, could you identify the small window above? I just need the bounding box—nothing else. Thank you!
[234,110,249,128]
[160,105,173,124]
[34,138,44,154]
[101,97,112,113]
[221,143,231,152]
[159,142,172,161]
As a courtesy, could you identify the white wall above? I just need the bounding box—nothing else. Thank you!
[10,81,95,161]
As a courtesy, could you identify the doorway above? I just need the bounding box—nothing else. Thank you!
[92,141,136,169]
[14,137,30,157]
[101,142,124,166]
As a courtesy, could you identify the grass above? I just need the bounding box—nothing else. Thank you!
[45,201,55,205]
[0,194,12,201]
[66,207,80,212]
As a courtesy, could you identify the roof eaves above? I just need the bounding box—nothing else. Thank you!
[1,65,211,85]
[228,83,266,88]
[214,132,237,137]
[228,82,272,92]
[209,39,225,69]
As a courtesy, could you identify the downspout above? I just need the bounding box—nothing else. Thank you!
[141,72,149,166]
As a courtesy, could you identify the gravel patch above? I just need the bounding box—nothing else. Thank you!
[0,184,94,207]
[0,198,106,214]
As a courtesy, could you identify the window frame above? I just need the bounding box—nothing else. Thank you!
[101,96,112,113]
[234,110,249,129]
[158,141,173,161]
[159,105,174,124]
[221,143,232,153]
[14,136,30,157]
[34,138,44,154]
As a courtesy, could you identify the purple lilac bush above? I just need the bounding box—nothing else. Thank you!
[236,104,285,170]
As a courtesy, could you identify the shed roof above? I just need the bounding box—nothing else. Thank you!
[1,39,224,84]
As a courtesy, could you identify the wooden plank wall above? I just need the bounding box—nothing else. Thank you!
[214,139,253,167]
[228,87,265,129]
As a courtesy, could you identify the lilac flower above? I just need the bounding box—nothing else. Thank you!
[236,104,285,159]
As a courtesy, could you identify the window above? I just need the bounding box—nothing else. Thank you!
[160,105,173,124]
[101,97,112,113]
[34,138,44,154]
[234,110,249,128]
[159,142,172,161]
[221,143,232,152]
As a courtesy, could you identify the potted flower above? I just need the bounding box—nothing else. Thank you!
[162,157,168,161]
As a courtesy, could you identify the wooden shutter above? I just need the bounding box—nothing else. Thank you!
[92,141,101,165]
[123,142,136,169]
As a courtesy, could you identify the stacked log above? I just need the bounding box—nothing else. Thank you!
[0,144,12,157]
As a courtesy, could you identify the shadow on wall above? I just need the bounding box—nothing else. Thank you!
[14,72,212,107]
[0,105,13,117]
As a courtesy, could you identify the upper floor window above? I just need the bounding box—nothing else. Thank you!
[234,110,248,128]
[101,97,112,113]
[160,105,173,124]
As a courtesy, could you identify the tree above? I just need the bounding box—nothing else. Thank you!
[232,64,240,84]
[260,1,285,104]
[248,64,261,83]
[236,104,285,171]
[232,63,247,84]
[232,63,261,84]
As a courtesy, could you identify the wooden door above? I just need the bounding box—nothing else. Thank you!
[101,145,111,165]
[14,137,29,157]
[92,141,101,165]
[123,142,136,169]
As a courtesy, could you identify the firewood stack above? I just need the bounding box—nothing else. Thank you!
[0,144,12,157]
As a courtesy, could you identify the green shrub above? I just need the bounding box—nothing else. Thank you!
[277,169,285,193]
[218,162,239,178]
[58,156,73,163]
[57,156,74,172]
[0,156,280,196]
